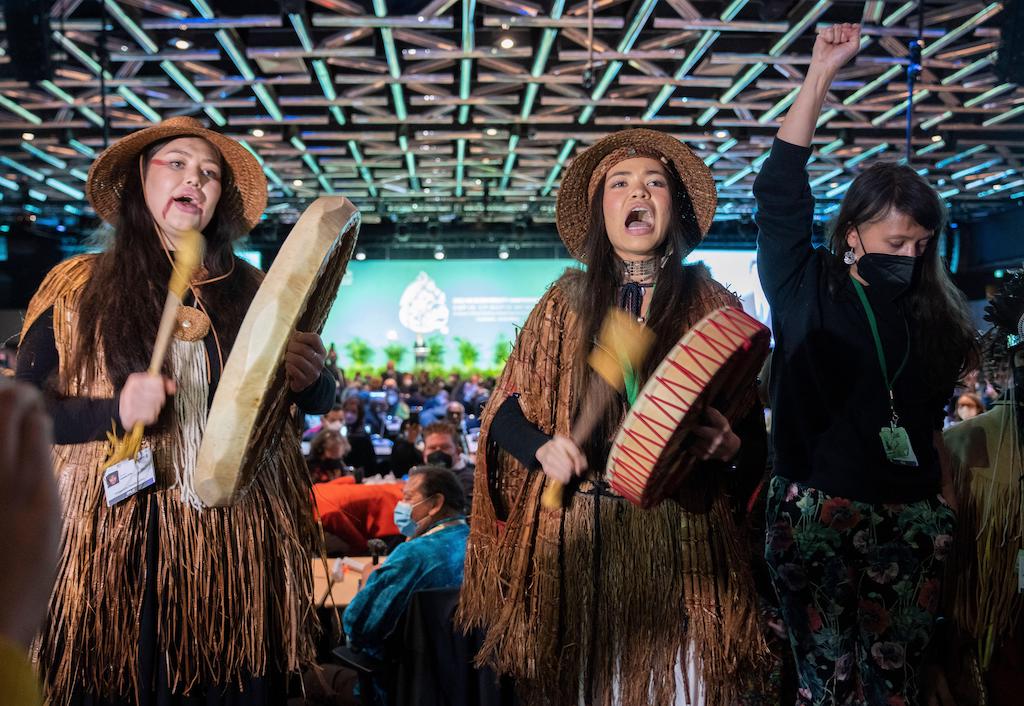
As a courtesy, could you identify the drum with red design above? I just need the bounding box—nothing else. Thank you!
[607,306,770,509]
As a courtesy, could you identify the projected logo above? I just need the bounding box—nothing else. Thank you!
[398,271,450,334]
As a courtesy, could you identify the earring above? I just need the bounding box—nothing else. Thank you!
[843,249,856,265]
[659,245,675,269]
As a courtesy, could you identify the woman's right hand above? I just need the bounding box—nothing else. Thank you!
[118,372,175,428]
[810,22,861,77]
[535,435,588,485]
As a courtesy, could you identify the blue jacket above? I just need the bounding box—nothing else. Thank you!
[343,521,469,655]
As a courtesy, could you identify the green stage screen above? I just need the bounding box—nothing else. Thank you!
[323,251,767,372]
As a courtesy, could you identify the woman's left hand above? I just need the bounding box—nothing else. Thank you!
[691,407,741,462]
[285,331,327,392]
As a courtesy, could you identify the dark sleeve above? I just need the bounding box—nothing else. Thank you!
[488,395,552,471]
[292,368,335,414]
[753,137,817,313]
[727,402,769,515]
[15,308,124,444]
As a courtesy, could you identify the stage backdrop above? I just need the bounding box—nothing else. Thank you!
[323,250,769,372]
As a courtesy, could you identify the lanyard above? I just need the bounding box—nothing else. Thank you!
[620,287,653,407]
[420,515,467,538]
[851,277,909,422]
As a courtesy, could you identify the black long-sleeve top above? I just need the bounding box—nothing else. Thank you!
[16,307,335,445]
[754,138,949,503]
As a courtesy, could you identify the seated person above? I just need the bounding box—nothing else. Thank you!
[416,388,449,426]
[306,429,352,484]
[422,421,474,512]
[303,403,344,441]
[444,401,468,438]
[342,466,468,658]
[340,396,378,475]
[454,373,490,416]
[955,391,985,422]
[389,418,422,477]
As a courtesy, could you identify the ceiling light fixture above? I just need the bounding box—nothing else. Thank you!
[251,128,265,137]
[499,37,515,50]
[498,244,510,260]
[355,249,367,261]
[434,244,445,260]
[21,132,34,141]
[292,179,303,186]
[173,38,192,50]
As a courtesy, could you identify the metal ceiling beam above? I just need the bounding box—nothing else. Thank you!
[696,0,833,126]
[642,0,748,121]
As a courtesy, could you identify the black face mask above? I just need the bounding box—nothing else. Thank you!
[426,450,453,468]
[857,253,922,300]
[854,228,924,300]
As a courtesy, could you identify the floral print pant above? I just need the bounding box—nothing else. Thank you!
[764,476,956,706]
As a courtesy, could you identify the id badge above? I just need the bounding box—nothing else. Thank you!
[103,447,156,507]
[879,424,919,467]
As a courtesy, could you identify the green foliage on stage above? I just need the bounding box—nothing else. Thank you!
[424,334,446,368]
[493,334,512,368]
[454,337,480,369]
[339,335,512,378]
[343,337,375,372]
[382,342,407,367]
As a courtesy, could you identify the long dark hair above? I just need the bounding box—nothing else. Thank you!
[572,165,705,466]
[74,137,261,387]
[826,162,979,389]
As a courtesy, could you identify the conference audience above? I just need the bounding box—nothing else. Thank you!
[306,429,352,484]
[340,396,378,474]
[389,418,423,477]
[955,392,985,422]
[304,403,345,441]
[422,421,474,512]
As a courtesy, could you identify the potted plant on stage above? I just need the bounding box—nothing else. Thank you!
[343,337,375,375]
[454,337,480,371]
[383,342,407,369]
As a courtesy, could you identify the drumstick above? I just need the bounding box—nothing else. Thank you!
[103,230,205,467]
[149,232,204,373]
[541,309,654,509]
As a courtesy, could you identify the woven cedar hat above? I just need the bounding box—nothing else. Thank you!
[86,116,267,235]
[556,128,717,262]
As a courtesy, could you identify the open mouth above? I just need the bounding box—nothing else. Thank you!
[172,195,202,214]
[624,207,653,233]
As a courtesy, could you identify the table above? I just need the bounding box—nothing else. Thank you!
[313,479,404,553]
[311,556,370,609]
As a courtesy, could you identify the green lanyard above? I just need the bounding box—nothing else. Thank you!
[621,286,654,407]
[851,277,909,424]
